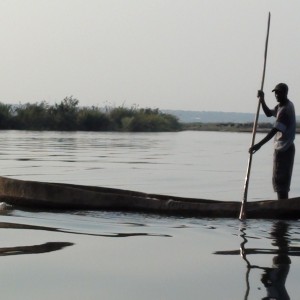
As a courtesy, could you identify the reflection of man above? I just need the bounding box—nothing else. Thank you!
[261,221,290,300]
[249,83,296,200]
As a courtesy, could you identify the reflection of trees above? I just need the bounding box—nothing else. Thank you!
[0,220,171,257]
[0,218,170,256]
[0,242,73,256]
[0,221,170,238]
[0,219,171,257]
[214,221,297,300]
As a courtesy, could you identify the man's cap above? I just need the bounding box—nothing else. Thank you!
[272,83,288,93]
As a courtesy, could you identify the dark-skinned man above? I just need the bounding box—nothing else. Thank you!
[249,83,296,200]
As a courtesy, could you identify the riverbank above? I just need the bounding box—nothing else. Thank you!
[182,122,300,133]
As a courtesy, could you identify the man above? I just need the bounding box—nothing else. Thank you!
[249,83,296,200]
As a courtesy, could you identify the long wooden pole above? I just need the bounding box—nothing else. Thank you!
[239,12,271,220]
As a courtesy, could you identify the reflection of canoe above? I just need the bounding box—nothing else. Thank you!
[0,176,300,219]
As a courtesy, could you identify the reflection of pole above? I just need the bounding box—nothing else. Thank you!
[239,226,251,300]
[239,222,291,300]
[244,268,250,300]
[240,227,251,267]
[239,224,269,300]
[215,221,294,299]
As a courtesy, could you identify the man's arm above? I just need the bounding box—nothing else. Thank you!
[258,90,273,117]
[249,127,278,154]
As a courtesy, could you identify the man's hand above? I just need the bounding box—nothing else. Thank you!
[257,90,265,101]
[249,143,261,154]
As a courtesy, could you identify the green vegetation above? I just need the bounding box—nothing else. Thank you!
[0,97,181,132]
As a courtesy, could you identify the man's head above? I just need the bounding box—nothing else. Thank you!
[272,83,288,103]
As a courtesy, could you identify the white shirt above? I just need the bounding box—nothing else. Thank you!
[271,100,296,151]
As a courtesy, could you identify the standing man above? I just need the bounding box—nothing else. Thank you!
[249,83,296,200]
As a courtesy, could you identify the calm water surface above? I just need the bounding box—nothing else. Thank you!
[0,130,299,300]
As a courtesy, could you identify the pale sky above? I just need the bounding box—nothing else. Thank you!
[0,0,299,112]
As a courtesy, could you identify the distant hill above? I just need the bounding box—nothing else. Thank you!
[162,110,298,124]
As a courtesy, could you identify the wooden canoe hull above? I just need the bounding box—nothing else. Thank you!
[0,176,299,219]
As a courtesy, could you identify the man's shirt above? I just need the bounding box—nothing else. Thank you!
[271,99,296,151]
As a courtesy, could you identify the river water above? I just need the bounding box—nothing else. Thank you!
[0,130,299,299]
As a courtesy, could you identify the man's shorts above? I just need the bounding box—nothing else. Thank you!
[273,143,295,193]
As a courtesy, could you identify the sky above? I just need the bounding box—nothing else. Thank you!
[0,0,299,113]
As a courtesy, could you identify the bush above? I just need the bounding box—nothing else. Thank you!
[13,101,51,130]
[77,107,110,131]
[0,99,181,132]
[0,103,13,128]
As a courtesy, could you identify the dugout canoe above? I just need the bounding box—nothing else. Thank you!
[0,176,299,219]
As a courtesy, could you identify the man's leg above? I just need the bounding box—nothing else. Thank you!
[273,144,295,200]
[277,191,288,200]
